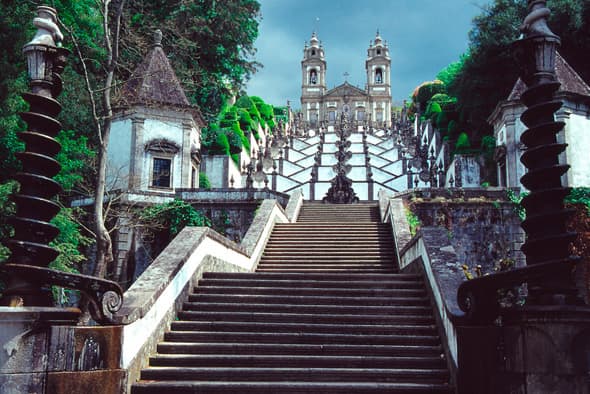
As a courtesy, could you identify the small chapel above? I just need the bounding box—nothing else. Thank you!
[300,31,392,128]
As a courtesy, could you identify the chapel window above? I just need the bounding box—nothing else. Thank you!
[375,68,383,84]
[309,69,318,84]
[152,157,172,188]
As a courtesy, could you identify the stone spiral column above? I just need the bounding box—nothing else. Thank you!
[2,6,68,306]
[517,0,579,304]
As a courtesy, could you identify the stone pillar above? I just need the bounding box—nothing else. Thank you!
[180,121,192,188]
[129,116,145,190]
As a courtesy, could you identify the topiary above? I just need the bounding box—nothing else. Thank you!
[211,130,230,155]
[455,132,471,153]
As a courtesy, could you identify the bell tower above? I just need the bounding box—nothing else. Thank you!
[301,32,327,126]
[366,30,392,127]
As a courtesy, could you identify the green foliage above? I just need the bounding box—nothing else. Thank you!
[141,199,212,240]
[413,80,446,109]
[0,181,17,261]
[436,57,466,87]
[237,108,257,134]
[124,0,262,119]
[507,189,527,221]
[273,106,289,124]
[211,130,231,155]
[224,126,243,154]
[198,171,211,189]
[49,208,93,303]
[455,132,471,152]
[405,208,421,237]
[55,130,95,192]
[445,0,590,144]
[566,187,590,214]
[231,153,241,166]
[424,101,442,120]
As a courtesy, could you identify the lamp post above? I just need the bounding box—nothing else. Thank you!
[0,7,122,324]
[515,0,579,305]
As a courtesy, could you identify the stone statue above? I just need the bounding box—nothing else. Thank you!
[520,0,556,37]
[25,6,64,47]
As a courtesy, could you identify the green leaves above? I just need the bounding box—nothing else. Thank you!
[140,199,212,240]
[55,130,95,192]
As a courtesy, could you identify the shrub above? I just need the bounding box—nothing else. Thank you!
[211,130,230,155]
[224,126,243,155]
[141,199,212,240]
[447,120,459,139]
[199,172,211,189]
[455,132,471,152]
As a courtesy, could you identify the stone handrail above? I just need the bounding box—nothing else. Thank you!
[116,189,303,385]
[379,191,466,370]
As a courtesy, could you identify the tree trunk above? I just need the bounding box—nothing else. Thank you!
[93,139,113,278]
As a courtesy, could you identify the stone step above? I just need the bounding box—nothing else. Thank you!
[156,342,442,357]
[168,321,437,336]
[164,331,442,347]
[148,354,446,369]
[132,382,450,394]
[193,286,423,298]
[201,272,415,281]
[255,267,395,273]
[269,229,390,234]
[255,264,394,271]
[136,367,448,384]
[262,247,394,253]
[265,237,391,243]
[261,252,395,258]
[197,278,422,289]
[182,302,432,315]
[175,311,434,325]
[185,294,429,306]
[256,261,394,267]
[164,331,440,346]
[274,222,386,227]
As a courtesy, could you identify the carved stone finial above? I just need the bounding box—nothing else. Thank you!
[26,6,63,47]
[520,0,557,38]
[153,29,163,47]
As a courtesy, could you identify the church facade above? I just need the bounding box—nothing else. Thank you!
[300,31,392,128]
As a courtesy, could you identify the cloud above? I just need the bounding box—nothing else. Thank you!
[246,0,483,107]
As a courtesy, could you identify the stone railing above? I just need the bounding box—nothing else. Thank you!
[379,190,466,381]
[116,189,303,390]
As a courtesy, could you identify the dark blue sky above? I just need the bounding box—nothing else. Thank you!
[246,0,487,108]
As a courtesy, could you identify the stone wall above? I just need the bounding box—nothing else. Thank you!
[399,187,525,275]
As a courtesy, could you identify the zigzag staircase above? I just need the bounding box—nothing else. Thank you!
[132,203,451,393]
[275,129,409,199]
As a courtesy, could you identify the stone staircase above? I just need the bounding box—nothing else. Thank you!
[132,203,451,393]
[273,129,409,200]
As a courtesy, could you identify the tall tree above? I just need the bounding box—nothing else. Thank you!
[122,0,261,119]
[447,0,590,143]
[66,0,126,278]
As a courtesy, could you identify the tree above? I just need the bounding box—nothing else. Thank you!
[64,0,127,279]
[447,0,590,144]
[122,0,261,119]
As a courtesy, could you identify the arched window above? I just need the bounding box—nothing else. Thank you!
[309,69,318,84]
[375,68,383,84]
[145,139,180,189]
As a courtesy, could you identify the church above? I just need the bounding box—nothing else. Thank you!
[300,31,392,128]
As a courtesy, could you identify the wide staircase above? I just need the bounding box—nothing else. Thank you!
[132,203,451,393]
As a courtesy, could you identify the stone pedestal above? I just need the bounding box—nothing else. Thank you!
[457,307,590,394]
[0,307,126,394]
